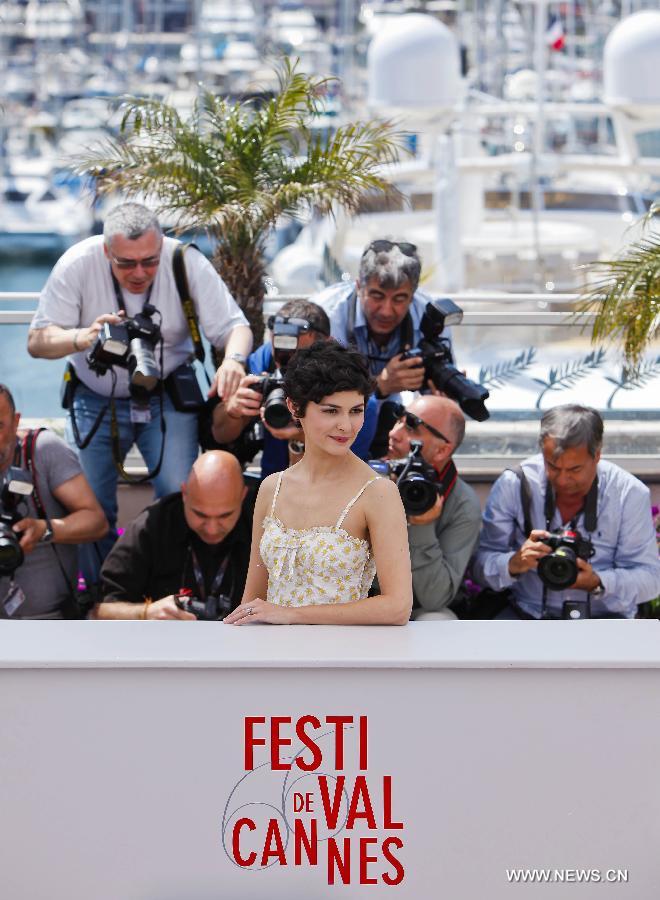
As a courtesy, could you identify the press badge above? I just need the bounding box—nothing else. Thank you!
[4,582,26,617]
[129,401,152,424]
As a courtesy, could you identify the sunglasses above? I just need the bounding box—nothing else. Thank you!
[109,252,161,271]
[393,403,451,444]
[364,240,418,258]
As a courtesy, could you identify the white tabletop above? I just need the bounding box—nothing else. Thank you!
[1,619,659,668]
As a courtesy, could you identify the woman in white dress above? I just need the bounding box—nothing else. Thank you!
[224,341,412,625]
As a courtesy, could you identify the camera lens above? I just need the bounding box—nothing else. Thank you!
[399,474,437,516]
[263,387,292,429]
[0,522,24,576]
[537,547,578,590]
[127,338,159,391]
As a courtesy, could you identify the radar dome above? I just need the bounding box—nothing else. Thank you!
[604,11,660,112]
[368,14,460,111]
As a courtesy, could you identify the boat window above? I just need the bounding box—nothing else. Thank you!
[4,189,30,202]
[542,191,626,212]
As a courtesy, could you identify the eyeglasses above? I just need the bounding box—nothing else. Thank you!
[364,240,418,258]
[393,403,451,444]
[108,252,161,270]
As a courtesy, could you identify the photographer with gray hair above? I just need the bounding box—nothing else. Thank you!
[473,404,660,619]
[311,239,452,455]
[28,202,252,585]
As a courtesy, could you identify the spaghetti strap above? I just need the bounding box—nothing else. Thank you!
[336,476,380,527]
[270,471,284,517]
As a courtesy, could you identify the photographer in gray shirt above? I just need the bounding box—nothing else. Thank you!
[386,395,481,620]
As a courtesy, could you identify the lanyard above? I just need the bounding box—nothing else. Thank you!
[110,269,155,315]
[186,544,231,602]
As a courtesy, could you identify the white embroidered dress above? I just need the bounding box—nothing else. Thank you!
[260,472,380,607]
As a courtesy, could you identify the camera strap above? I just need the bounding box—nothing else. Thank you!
[434,459,458,501]
[15,428,77,605]
[172,244,208,368]
[186,544,232,603]
[510,465,598,536]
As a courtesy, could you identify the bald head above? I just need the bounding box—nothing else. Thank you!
[409,396,465,448]
[182,451,246,545]
[388,394,465,468]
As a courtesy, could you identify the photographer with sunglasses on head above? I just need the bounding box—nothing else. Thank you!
[312,239,453,456]
[27,203,252,586]
[211,299,378,478]
[385,395,481,620]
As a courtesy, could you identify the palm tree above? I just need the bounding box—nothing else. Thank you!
[76,59,405,343]
[579,200,660,367]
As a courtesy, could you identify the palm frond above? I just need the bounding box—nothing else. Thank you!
[578,203,660,365]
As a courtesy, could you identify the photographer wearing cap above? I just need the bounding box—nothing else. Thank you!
[211,299,378,478]
[0,384,107,619]
[94,451,251,620]
[27,202,252,584]
[473,405,660,619]
[384,395,481,620]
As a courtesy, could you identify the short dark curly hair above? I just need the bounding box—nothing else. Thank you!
[283,341,375,417]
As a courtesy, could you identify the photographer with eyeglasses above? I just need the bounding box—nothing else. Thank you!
[383,395,481,620]
[27,203,252,585]
[210,299,379,478]
[311,239,454,456]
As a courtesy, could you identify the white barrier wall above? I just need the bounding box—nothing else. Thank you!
[1,620,659,899]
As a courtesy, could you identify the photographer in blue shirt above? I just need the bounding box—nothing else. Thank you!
[473,405,660,619]
[211,299,378,478]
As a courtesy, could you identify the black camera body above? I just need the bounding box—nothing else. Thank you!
[370,441,439,516]
[537,527,595,590]
[403,299,490,422]
[87,304,161,392]
[0,468,34,577]
[252,370,291,429]
[175,592,233,621]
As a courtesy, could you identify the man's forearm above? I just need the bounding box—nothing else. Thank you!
[52,510,108,544]
[93,600,147,620]
[222,325,253,358]
[28,325,82,360]
[211,405,254,444]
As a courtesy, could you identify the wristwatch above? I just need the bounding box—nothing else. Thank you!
[226,353,247,367]
[39,522,54,544]
[591,577,605,597]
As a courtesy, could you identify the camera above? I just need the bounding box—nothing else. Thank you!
[0,468,34,576]
[252,314,328,430]
[87,304,161,392]
[402,299,490,422]
[252,370,290,429]
[537,527,595,590]
[175,591,233,621]
[369,440,439,515]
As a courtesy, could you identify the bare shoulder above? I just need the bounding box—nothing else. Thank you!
[363,474,403,508]
[255,473,280,514]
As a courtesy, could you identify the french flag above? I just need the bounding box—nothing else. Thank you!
[546,14,566,51]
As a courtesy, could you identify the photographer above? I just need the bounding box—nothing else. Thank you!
[0,384,107,619]
[312,240,475,454]
[473,405,660,619]
[93,452,251,620]
[385,395,482,620]
[27,203,252,582]
[211,299,378,478]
